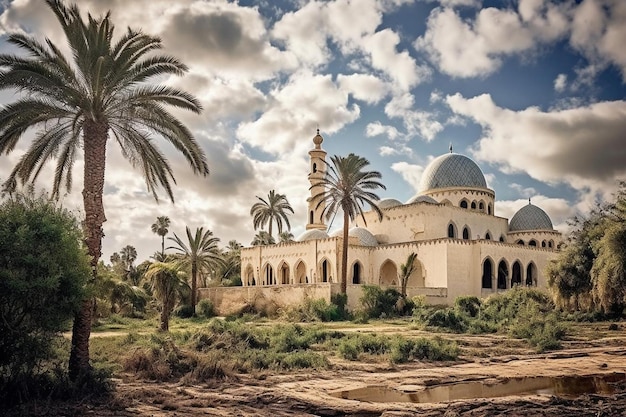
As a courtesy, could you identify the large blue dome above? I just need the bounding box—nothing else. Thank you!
[419,153,487,192]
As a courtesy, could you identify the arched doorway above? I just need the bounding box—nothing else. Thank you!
[295,260,307,284]
[526,262,537,286]
[497,260,508,289]
[511,261,522,287]
[320,259,331,283]
[279,261,290,285]
[482,258,493,289]
[352,262,362,284]
[380,259,397,286]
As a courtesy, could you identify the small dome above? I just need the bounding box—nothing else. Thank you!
[330,227,379,246]
[509,203,553,231]
[406,195,438,204]
[419,153,487,192]
[297,229,329,241]
[378,198,403,209]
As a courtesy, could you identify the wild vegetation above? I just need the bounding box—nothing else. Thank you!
[548,183,626,316]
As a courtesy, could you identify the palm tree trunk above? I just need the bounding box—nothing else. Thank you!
[341,210,349,295]
[160,307,169,331]
[161,235,165,258]
[69,120,108,380]
[191,263,198,316]
[268,220,273,241]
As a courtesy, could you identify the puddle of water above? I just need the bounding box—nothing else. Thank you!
[330,373,626,403]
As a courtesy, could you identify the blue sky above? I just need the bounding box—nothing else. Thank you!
[0,0,625,262]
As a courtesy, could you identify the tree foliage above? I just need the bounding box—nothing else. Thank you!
[311,154,385,294]
[0,0,206,379]
[250,190,294,240]
[0,192,90,393]
[548,183,626,314]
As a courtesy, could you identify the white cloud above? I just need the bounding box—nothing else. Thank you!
[446,93,626,199]
[416,3,569,78]
[384,93,443,141]
[391,161,425,193]
[366,122,401,140]
[554,73,567,92]
[509,183,537,198]
[337,73,388,104]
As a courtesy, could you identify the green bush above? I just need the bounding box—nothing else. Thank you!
[174,304,194,318]
[197,299,216,319]
[0,192,91,404]
[454,296,482,317]
[360,285,401,318]
[425,309,469,333]
[390,336,459,363]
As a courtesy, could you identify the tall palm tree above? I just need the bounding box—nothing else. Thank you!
[0,1,208,379]
[250,190,294,240]
[311,154,385,295]
[168,227,223,315]
[151,216,171,257]
[144,262,189,331]
[120,244,138,283]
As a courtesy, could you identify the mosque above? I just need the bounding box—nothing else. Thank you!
[236,131,562,308]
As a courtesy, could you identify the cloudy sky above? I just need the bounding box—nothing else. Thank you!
[0,0,625,262]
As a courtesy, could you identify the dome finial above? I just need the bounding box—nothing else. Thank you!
[528,197,531,205]
[449,143,453,153]
[312,127,323,148]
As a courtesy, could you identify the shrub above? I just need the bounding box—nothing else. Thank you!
[0,192,91,404]
[360,285,401,319]
[390,336,459,363]
[337,333,390,360]
[425,309,468,333]
[174,304,195,318]
[454,296,482,318]
[197,299,216,319]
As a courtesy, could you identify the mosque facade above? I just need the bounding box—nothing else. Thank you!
[238,131,562,306]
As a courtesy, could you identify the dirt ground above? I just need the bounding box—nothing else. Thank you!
[15,324,626,416]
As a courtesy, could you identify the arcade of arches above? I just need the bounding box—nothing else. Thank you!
[481,258,538,289]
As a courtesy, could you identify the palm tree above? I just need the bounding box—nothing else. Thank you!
[151,216,171,258]
[144,262,188,331]
[120,245,137,275]
[279,231,295,243]
[251,231,275,246]
[168,227,223,315]
[250,190,294,240]
[0,1,208,379]
[399,252,417,299]
[311,154,385,295]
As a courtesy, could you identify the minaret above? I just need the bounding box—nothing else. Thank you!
[306,129,327,231]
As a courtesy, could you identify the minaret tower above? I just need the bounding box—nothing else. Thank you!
[306,129,327,231]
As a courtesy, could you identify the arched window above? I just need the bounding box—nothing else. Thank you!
[497,260,508,289]
[447,223,456,238]
[479,201,485,211]
[352,262,361,284]
[511,261,522,287]
[548,240,554,248]
[482,258,493,289]
[526,263,537,286]
[312,162,317,173]
[264,264,274,285]
[529,239,537,247]
[309,210,314,224]
[460,200,468,209]
[488,204,492,215]
[321,259,329,283]
[485,232,492,240]
[471,201,477,209]
[462,227,470,240]
[541,240,546,248]
[499,235,505,243]
[516,239,525,245]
